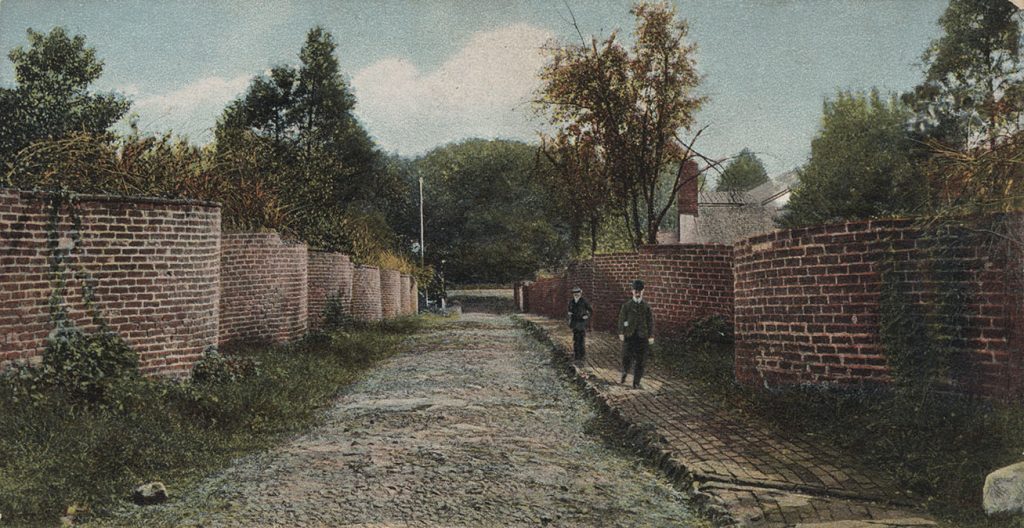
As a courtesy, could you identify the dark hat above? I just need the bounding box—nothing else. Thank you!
[631,279,645,291]
[571,286,582,293]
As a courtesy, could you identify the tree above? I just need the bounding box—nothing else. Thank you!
[415,139,570,284]
[539,131,611,256]
[214,26,394,254]
[780,90,929,228]
[0,27,130,166]
[537,1,709,248]
[909,0,1023,148]
[716,148,768,192]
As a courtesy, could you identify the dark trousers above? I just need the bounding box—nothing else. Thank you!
[622,336,649,386]
[572,329,586,360]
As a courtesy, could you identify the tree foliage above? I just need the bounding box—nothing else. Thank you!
[537,1,708,248]
[716,148,768,192]
[214,26,402,258]
[413,139,570,284]
[909,0,1024,148]
[0,27,130,167]
[780,91,928,228]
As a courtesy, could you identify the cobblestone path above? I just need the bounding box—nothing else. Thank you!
[521,315,937,528]
[93,314,708,528]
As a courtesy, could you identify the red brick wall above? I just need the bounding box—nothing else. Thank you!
[588,253,639,332]
[307,251,352,329]
[351,265,383,322]
[409,276,418,314]
[0,190,220,376]
[379,268,402,318]
[527,276,569,321]
[526,245,733,337]
[734,217,1023,399]
[219,232,308,346]
[399,274,411,315]
[639,244,734,337]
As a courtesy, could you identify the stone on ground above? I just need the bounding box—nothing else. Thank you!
[131,482,168,505]
[984,461,1024,515]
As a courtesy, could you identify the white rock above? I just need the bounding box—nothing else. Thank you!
[984,461,1024,515]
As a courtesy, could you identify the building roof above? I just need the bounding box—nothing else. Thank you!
[699,171,799,208]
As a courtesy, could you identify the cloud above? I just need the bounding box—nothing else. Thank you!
[130,74,252,140]
[351,24,553,155]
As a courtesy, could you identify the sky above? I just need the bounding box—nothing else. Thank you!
[0,0,949,176]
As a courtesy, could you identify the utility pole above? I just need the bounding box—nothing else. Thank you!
[419,175,425,266]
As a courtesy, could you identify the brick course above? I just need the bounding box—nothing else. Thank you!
[734,217,1023,399]
[307,251,353,329]
[351,266,383,322]
[0,189,221,376]
[219,232,308,346]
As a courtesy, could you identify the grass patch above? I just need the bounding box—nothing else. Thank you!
[0,315,434,527]
[653,331,1024,528]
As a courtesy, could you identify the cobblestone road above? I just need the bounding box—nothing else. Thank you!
[93,314,708,527]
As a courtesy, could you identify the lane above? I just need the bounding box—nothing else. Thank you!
[96,313,707,527]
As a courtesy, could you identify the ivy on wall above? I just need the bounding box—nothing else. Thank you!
[879,226,972,394]
[38,192,138,404]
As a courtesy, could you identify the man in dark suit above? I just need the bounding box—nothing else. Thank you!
[567,286,593,362]
[618,279,654,389]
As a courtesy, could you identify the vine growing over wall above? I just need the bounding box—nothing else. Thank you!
[37,191,138,403]
[879,227,972,394]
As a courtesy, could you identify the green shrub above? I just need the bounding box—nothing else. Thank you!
[190,346,261,384]
[684,315,733,344]
[36,325,139,405]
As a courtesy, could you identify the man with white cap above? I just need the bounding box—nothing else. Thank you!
[567,286,593,362]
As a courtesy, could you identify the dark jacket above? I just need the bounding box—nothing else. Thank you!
[618,298,654,339]
[568,297,593,331]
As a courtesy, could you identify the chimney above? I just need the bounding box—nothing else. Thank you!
[678,160,699,243]
[677,160,699,215]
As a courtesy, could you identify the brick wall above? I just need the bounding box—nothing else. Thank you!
[639,244,734,337]
[351,265,383,322]
[734,217,1023,399]
[525,245,733,337]
[379,268,402,318]
[399,274,411,315]
[409,276,418,314]
[219,232,308,346]
[587,253,639,332]
[526,276,569,321]
[307,250,352,329]
[0,190,220,376]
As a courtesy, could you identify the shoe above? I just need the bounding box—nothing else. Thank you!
[620,373,627,384]
[633,383,642,389]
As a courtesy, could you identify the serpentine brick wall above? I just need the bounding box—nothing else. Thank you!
[411,277,419,313]
[400,274,411,315]
[307,251,352,329]
[0,189,220,376]
[351,266,383,321]
[638,244,733,337]
[554,247,732,337]
[380,269,402,318]
[526,276,569,321]
[219,232,307,345]
[734,217,1023,399]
